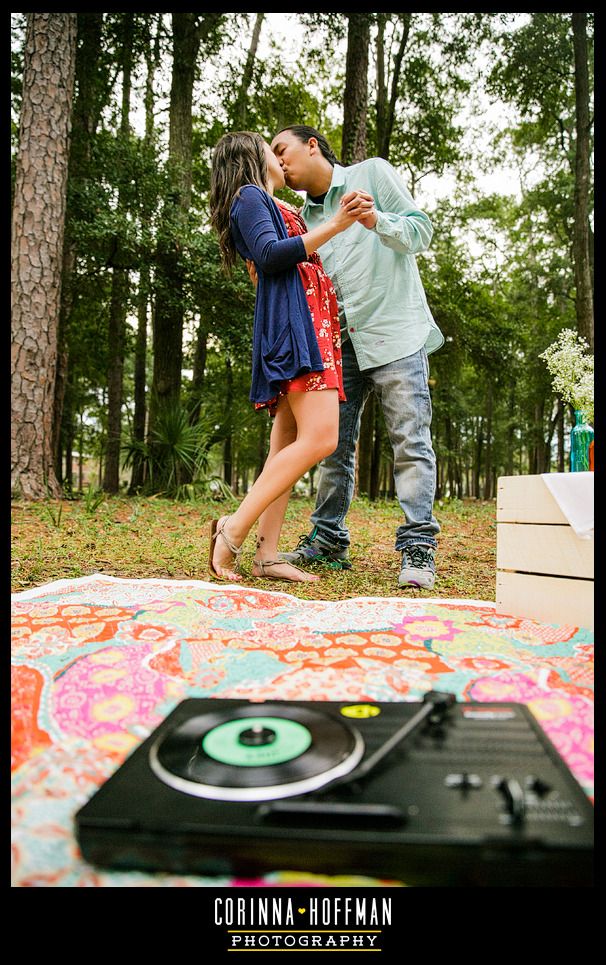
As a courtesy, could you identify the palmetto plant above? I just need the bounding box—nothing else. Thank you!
[121,400,232,500]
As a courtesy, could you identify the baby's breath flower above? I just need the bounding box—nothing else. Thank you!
[540,329,594,423]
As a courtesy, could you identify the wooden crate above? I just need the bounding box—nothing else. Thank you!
[496,475,594,630]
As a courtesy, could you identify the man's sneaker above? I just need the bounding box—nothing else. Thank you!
[279,527,352,570]
[399,544,436,589]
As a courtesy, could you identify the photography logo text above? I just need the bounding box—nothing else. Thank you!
[214,896,392,952]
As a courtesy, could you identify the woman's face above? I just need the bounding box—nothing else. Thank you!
[263,140,285,192]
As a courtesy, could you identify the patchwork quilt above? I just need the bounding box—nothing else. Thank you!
[11,575,594,887]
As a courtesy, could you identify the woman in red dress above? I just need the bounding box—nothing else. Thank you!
[250,199,346,581]
[255,200,345,412]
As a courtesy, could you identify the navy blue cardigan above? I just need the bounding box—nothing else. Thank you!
[229,184,324,404]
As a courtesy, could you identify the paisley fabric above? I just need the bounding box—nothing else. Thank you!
[11,575,593,887]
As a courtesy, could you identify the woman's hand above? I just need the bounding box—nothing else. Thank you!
[246,259,258,287]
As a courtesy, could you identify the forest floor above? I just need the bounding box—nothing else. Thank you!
[11,493,497,602]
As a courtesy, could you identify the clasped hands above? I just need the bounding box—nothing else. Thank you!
[339,189,377,230]
[246,189,377,285]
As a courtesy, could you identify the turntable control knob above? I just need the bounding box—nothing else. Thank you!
[525,775,551,797]
[493,776,525,825]
[238,725,277,746]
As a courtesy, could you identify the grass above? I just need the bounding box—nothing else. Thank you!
[11,493,497,601]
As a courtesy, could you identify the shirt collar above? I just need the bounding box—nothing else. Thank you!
[303,164,346,209]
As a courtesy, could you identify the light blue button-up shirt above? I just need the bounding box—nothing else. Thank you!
[301,158,443,370]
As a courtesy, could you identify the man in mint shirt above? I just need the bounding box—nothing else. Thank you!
[270,125,443,588]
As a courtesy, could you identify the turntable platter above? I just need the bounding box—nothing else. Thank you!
[149,703,365,801]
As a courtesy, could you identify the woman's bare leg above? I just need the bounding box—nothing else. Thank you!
[211,390,339,580]
[252,401,320,583]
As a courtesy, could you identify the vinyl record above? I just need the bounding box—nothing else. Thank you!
[149,703,365,801]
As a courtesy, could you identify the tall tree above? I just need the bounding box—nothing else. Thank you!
[231,13,265,128]
[341,13,370,164]
[148,13,223,448]
[129,14,162,493]
[340,13,376,494]
[11,13,77,499]
[103,12,134,493]
[375,13,411,159]
[53,13,108,487]
[572,12,593,351]
[487,13,594,351]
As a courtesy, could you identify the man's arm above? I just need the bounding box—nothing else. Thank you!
[340,157,433,255]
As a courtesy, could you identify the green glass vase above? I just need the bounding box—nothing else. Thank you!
[570,410,594,472]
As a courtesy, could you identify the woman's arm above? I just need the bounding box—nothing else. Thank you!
[232,185,368,274]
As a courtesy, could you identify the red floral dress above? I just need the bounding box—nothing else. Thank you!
[255,200,346,415]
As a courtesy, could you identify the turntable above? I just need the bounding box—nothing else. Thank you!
[75,693,593,886]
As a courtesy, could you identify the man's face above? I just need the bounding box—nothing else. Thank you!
[270,130,315,191]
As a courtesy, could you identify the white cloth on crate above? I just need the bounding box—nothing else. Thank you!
[540,471,594,540]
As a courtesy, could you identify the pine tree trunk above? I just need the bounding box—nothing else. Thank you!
[506,388,515,476]
[232,13,265,127]
[374,13,411,159]
[223,356,233,487]
[148,13,201,440]
[190,325,208,425]
[483,385,493,500]
[103,267,129,492]
[474,418,484,498]
[11,13,77,500]
[341,14,370,164]
[255,417,268,481]
[129,271,149,493]
[62,373,75,489]
[572,12,594,351]
[557,399,565,473]
[357,392,375,496]
[52,14,105,481]
[129,18,160,494]
[103,13,133,493]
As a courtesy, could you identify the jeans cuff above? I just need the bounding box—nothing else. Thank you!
[396,539,437,552]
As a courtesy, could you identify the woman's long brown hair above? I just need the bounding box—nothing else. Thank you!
[209,131,269,273]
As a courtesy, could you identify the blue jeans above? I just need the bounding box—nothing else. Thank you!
[311,338,440,552]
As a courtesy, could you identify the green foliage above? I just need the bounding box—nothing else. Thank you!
[83,484,106,515]
[11,11,592,501]
[121,400,229,500]
[487,14,576,125]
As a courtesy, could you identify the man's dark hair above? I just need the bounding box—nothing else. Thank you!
[277,125,341,166]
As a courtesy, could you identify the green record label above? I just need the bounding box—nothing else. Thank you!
[201,716,312,767]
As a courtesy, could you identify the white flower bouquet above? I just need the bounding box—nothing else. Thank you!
[540,329,594,425]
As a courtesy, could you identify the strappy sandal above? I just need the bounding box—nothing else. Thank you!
[209,516,243,581]
[252,559,319,583]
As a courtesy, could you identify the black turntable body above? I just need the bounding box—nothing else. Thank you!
[75,695,594,887]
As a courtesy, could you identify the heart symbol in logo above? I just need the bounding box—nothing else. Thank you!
[298,907,306,914]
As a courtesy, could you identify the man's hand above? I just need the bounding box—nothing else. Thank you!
[246,259,258,287]
[340,189,378,230]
